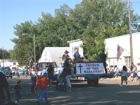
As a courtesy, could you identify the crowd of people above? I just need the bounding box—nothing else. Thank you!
[106,62,140,87]
[2,48,140,105]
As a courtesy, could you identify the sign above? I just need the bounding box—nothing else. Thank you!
[76,63,105,74]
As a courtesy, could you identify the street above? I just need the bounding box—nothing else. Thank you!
[5,76,140,105]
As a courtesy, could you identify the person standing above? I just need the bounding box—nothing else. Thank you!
[13,80,22,104]
[36,73,50,105]
[120,66,128,87]
[28,69,38,96]
[130,63,137,81]
[25,68,28,77]
[30,69,38,86]
[41,66,48,77]
[63,61,72,92]
[47,64,54,87]
[0,72,12,105]
[99,50,107,74]
[137,63,140,85]
[137,70,140,85]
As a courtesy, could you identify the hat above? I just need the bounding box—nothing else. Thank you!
[64,50,69,53]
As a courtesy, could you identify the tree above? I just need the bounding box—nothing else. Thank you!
[70,0,139,61]
[11,0,140,65]
[0,49,11,59]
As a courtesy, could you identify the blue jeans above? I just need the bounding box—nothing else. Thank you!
[31,77,36,86]
[16,92,21,102]
[37,89,49,102]
[0,100,4,105]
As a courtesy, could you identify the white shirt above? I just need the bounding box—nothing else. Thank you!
[120,69,127,76]
[137,72,140,76]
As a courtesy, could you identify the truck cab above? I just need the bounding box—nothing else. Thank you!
[0,67,13,78]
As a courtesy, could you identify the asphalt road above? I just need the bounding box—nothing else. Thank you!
[4,75,140,105]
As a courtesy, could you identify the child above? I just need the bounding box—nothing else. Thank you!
[13,80,22,103]
[120,66,128,87]
[36,73,50,105]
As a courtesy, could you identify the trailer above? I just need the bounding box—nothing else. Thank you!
[71,62,114,86]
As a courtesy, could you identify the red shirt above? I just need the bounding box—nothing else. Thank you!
[14,85,22,92]
[36,78,50,89]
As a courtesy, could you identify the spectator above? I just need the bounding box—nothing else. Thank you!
[25,69,28,77]
[130,63,137,82]
[0,72,12,105]
[41,66,48,77]
[30,69,38,86]
[47,64,54,87]
[137,63,140,85]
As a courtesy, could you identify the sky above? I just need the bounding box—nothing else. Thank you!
[0,0,140,50]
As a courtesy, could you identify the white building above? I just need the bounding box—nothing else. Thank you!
[38,39,84,67]
[104,32,140,69]
[67,39,83,58]
[38,47,70,67]
[0,59,19,69]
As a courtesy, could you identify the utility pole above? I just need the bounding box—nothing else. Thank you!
[33,34,36,69]
[128,0,133,64]
[22,33,36,69]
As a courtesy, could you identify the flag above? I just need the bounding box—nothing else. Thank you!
[117,45,124,61]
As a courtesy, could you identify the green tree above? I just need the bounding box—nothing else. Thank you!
[70,0,139,61]
[0,49,10,59]
[11,0,140,65]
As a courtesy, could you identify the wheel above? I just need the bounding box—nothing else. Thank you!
[5,72,10,76]
[92,79,99,86]
[87,79,99,86]
[87,79,92,86]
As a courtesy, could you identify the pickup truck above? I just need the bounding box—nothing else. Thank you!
[0,67,13,78]
[34,62,58,75]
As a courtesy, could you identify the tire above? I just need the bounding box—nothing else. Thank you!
[87,79,99,86]
[5,72,10,76]
[87,79,92,86]
[92,79,99,86]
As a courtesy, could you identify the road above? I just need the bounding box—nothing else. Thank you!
[4,75,140,105]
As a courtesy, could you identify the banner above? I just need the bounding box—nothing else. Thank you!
[76,63,105,74]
